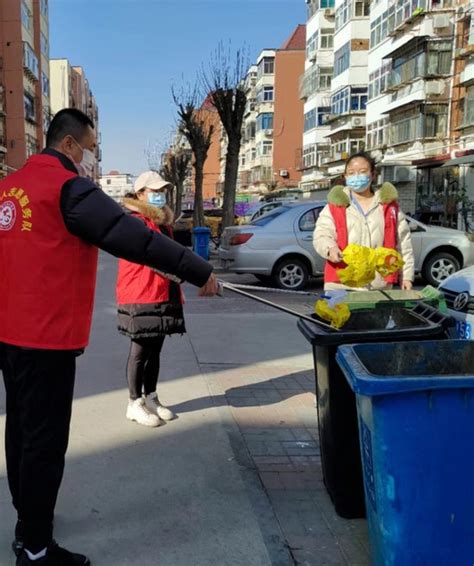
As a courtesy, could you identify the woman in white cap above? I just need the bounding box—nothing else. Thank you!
[116,171,194,427]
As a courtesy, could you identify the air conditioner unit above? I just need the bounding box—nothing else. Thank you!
[309,52,317,62]
[279,169,289,177]
[433,14,450,29]
[352,116,364,127]
[325,8,335,16]
[264,129,273,136]
[426,80,445,96]
[394,166,411,183]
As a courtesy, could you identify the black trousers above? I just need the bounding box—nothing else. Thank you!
[126,337,165,400]
[1,343,76,553]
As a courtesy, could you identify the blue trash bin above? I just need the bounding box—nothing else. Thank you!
[193,227,211,260]
[336,340,474,566]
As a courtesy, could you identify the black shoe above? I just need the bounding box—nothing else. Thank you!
[12,520,24,557]
[16,541,90,565]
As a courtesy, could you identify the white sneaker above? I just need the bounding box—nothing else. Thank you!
[145,393,176,421]
[126,398,161,427]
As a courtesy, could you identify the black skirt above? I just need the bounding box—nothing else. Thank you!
[117,283,185,339]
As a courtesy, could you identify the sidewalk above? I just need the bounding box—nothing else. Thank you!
[0,254,369,565]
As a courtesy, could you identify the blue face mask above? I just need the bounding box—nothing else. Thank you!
[346,174,372,193]
[147,192,166,208]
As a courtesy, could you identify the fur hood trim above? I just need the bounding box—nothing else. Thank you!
[122,198,174,225]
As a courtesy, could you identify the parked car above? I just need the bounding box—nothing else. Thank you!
[439,266,474,340]
[218,202,474,290]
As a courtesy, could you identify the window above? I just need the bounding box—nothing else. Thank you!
[394,0,427,29]
[331,87,366,114]
[355,0,370,17]
[307,31,318,59]
[390,40,452,88]
[24,93,36,123]
[256,113,274,131]
[257,57,275,78]
[302,144,317,168]
[41,72,49,96]
[320,68,332,89]
[251,148,257,161]
[320,0,335,7]
[366,118,389,149]
[40,32,49,57]
[318,107,331,125]
[368,62,391,100]
[21,2,30,30]
[43,108,50,133]
[299,208,321,232]
[40,0,48,16]
[23,43,39,80]
[304,109,317,132]
[335,0,350,31]
[106,179,112,185]
[320,30,334,49]
[334,42,350,77]
[350,87,368,111]
[390,104,448,144]
[263,86,274,102]
[464,86,474,126]
[257,140,273,156]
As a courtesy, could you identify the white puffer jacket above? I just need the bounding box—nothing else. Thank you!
[313,185,415,290]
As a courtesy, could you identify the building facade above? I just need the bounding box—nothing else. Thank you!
[100,170,134,202]
[50,59,101,180]
[0,0,51,176]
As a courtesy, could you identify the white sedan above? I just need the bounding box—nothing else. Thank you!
[439,266,474,340]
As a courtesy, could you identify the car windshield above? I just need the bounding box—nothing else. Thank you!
[250,206,291,226]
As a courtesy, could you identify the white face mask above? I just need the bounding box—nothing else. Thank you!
[71,138,96,178]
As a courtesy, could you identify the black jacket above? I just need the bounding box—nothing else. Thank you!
[44,149,212,288]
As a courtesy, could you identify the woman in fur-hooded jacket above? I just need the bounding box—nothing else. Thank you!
[116,171,201,427]
[313,152,415,291]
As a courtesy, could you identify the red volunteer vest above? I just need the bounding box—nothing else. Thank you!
[324,200,400,284]
[0,154,99,349]
[116,214,184,305]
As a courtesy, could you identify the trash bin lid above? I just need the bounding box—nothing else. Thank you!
[336,340,474,396]
[297,305,446,346]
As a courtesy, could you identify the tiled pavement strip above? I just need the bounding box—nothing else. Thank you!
[201,362,371,566]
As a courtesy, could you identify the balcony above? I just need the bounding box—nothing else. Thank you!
[460,62,474,87]
[328,112,366,134]
[383,78,448,114]
[23,43,39,81]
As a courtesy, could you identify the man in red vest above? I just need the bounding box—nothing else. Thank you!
[0,109,217,566]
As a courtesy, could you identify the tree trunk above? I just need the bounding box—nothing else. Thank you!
[193,160,205,227]
[175,180,184,216]
[222,137,240,229]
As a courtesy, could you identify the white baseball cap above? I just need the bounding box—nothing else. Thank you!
[134,171,173,193]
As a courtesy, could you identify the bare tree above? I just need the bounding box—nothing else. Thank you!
[160,150,192,214]
[172,83,214,227]
[203,43,248,229]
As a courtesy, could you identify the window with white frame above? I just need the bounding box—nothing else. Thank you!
[251,148,257,161]
[318,107,331,125]
[390,40,452,89]
[319,68,332,89]
[390,104,448,145]
[40,0,48,16]
[23,42,39,80]
[21,2,30,30]
[303,144,317,169]
[335,0,350,31]
[368,62,391,100]
[307,31,318,59]
[263,86,274,102]
[334,42,350,77]
[320,29,334,49]
[41,72,49,96]
[331,87,367,114]
[24,93,36,123]
[394,0,427,28]
[256,113,274,131]
[366,118,389,149]
[256,140,273,156]
[354,0,370,17]
[263,57,274,75]
[304,109,317,132]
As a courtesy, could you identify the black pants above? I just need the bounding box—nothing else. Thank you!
[126,337,165,400]
[1,343,76,553]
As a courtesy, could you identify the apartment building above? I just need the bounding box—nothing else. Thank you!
[300,0,336,195]
[0,0,51,176]
[50,59,101,180]
[323,0,370,180]
[100,170,134,202]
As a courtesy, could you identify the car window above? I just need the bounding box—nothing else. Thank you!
[251,206,290,226]
[298,208,321,232]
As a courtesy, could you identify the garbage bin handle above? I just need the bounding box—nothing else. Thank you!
[411,301,454,330]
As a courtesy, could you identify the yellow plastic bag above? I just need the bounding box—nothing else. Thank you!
[337,244,404,287]
[315,299,351,329]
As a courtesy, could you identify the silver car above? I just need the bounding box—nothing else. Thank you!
[218,202,474,290]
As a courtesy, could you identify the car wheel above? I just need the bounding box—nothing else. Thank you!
[422,252,460,286]
[273,258,309,290]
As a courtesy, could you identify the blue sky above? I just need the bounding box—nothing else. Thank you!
[49,0,306,176]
